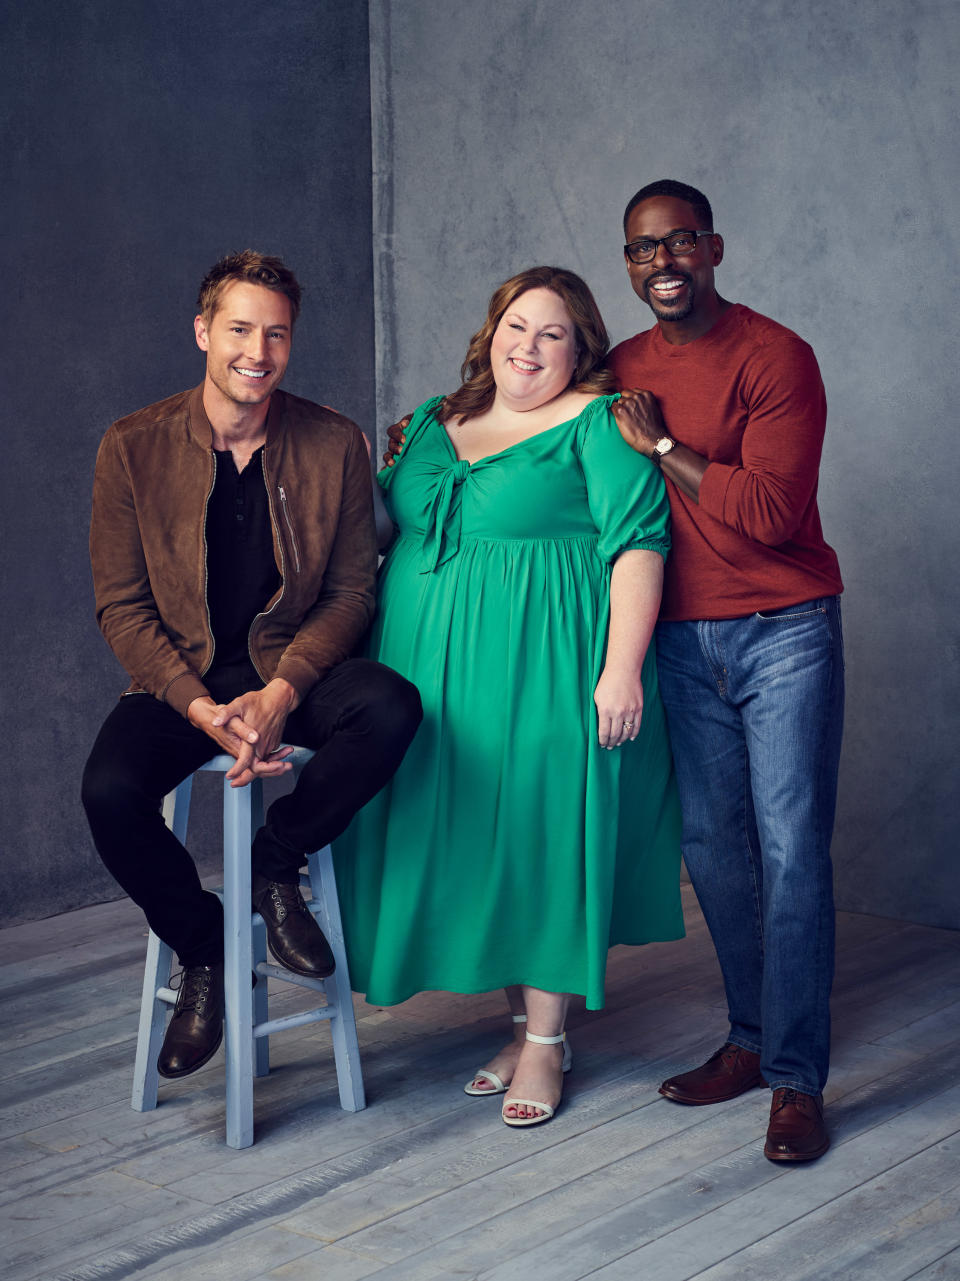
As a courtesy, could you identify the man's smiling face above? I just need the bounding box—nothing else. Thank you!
[194,280,293,410]
[624,195,723,327]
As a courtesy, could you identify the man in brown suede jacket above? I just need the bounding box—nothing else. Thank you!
[82,251,421,1080]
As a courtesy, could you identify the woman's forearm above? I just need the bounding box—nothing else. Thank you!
[593,548,664,748]
[605,548,664,674]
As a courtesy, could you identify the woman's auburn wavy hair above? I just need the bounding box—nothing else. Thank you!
[442,266,617,422]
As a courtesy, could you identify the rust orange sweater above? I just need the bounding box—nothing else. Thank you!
[608,304,843,620]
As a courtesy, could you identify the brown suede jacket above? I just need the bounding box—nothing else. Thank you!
[90,384,377,716]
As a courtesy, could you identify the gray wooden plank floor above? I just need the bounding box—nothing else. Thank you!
[1,885,958,1281]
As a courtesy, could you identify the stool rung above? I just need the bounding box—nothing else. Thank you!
[256,962,330,993]
[254,1006,335,1038]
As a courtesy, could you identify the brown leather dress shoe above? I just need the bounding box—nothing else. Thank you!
[764,1088,829,1162]
[157,961,224,1079]
[659,1042,765,1104]
[253,875,336,979]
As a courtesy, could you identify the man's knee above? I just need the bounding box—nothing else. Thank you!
[302,658,422,754]
[356,662,423,746]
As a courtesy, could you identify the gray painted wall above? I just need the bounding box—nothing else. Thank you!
[369,0,960,928]
[3,0,957,933]
[1,0,375,925]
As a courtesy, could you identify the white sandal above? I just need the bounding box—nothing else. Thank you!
[501,1031,571,1127]
[464,1014,527,1095]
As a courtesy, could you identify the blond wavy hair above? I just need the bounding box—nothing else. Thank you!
[196,250,302,324]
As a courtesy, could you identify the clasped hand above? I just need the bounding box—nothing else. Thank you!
[187,679,299,788]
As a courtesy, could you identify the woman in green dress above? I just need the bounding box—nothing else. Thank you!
[334,267,683,1126]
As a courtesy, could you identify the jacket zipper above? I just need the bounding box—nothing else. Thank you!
[277,485,302,574]
[246,467,291,681]
[199,451,217,676]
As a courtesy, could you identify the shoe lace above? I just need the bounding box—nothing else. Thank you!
[171,965,214,1016]
[268,881,307,923]
[771,1087,802,1113]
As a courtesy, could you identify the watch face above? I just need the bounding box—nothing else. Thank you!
[655,437,674,456]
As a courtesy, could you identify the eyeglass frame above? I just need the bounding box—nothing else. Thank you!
[623,229,717,265]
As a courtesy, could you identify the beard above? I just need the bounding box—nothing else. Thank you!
[644,273,695,323]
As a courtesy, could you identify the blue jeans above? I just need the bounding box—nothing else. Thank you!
[656,597,844,1095]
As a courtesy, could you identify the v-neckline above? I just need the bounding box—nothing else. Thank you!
[435,403,594,468]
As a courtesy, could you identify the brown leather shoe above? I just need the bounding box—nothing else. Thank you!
[659,1042,765,1104]
[253,875,335,979]
[764,1088,829,1162]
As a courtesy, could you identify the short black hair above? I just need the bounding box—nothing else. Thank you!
[623,180,713,236]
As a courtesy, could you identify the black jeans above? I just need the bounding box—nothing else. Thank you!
[81,659,421,966]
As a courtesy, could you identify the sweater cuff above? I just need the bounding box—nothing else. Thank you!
[697,461,736,522]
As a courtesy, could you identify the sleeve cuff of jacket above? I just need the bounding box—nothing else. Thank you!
[273,656,322,702]
[164,671,212,718]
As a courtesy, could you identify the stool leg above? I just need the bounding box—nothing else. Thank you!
[223,776,256,1149]
[131,777,193,1113]
[252,917,270,1078]
[249,781,270,1079]
[131,931,173,1111]
[306,846,366,1112]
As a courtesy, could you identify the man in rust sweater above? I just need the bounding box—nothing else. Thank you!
[82,251,421,1081]
[610,180,844,1163]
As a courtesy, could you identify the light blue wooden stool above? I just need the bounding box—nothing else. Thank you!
[131,748,365,1148]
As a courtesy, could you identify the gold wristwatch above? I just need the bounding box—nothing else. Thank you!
[651,436,676,464]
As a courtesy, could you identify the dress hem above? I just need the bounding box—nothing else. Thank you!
[351,926,686,1011]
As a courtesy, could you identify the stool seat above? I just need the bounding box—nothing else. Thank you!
[131,749,365,1148]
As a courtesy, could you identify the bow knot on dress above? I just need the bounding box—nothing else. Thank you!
[420,458,472,573]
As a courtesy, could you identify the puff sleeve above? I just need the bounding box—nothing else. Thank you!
[577,397,671,563]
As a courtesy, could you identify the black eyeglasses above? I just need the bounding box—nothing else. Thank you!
[623,230,714,264]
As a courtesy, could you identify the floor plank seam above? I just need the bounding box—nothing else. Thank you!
[902,1243,960,1281]
[41,1162,396,1281]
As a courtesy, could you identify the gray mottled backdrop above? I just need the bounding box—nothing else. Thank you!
[368,0,959,928]
[3,0,957,930]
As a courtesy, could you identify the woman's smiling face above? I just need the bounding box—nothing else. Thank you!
[490,288,578,411]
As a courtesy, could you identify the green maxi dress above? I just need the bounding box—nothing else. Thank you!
[333,393,683,1010]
